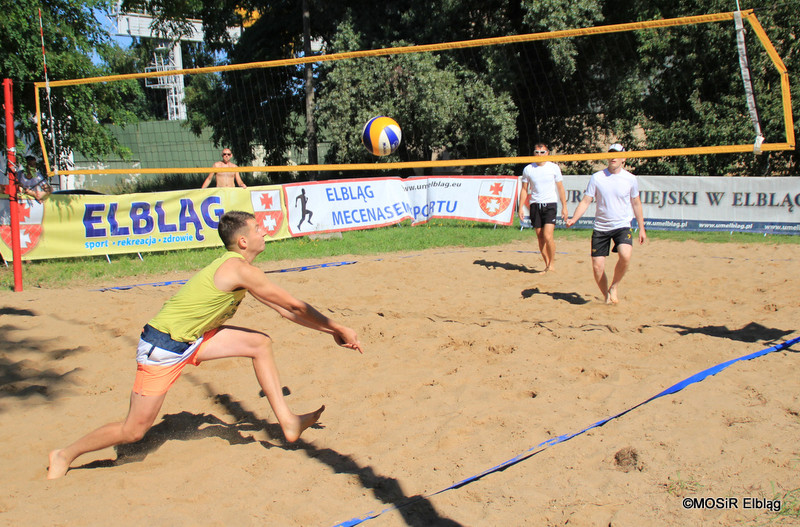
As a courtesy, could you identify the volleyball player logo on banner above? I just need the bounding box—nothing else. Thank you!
[250,190,284,237]
[477,180,514,217]
[0,199,44,256]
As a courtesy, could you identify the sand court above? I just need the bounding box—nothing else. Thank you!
[1,237,798,526]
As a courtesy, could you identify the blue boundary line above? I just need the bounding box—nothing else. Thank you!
[264,261,357,274]
[331,335,800,527]
[92,260,360,291]
[93,278,190,291]
[87,253,797,522]
[91,249,543,291]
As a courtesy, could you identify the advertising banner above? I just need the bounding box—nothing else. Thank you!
[3,175,797,262]
[561,175,800,234]
[0,186,290,261]
[283,176,518,236]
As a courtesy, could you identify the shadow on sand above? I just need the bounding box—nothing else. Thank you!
[75,382,462,527]
[473,259,540,274]
[662,321,795,344]
[522,287,590,305]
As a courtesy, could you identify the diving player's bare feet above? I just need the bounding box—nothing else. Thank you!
[47,449,70,480]
[282,405,325,443]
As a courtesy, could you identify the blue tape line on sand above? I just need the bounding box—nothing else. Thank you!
[93,260,358,291]
[94,249,536,291]
[94,279,190,291]
[264,261,357,274]
[333,335,800,527]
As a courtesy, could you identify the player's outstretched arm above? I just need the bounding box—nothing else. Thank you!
[218,259,363,353]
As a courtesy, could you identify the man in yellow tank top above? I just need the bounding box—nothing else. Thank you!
[48,211,363,479]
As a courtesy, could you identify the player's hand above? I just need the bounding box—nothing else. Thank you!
[566,217,575,228]
[334,327,364,354]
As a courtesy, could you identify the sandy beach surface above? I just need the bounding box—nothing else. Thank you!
[1,237,798,526]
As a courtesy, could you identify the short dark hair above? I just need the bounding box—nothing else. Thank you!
[218,211,255,249]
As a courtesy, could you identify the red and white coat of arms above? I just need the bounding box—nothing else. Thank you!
[250,190,284,237]
[0,199,44,256]
[477,180,514,217]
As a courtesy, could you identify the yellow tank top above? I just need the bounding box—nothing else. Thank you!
[149,252,247,342]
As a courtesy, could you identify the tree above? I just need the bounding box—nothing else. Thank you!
[129,0,800,177]
[128,0,609,175]
[175,1,529,176]
[315,21,518,175]
[0,0,145,164]
[182,5,306,169]
[598,0,799,176]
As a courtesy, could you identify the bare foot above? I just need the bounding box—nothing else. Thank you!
[47,449,70,479]
[544,265,554,273]
[283,405,325,443]
[606,286,619,304]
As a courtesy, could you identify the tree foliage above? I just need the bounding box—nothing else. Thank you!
[0,0,145,162]
[104,37,218,122]
[594,0,799,176]
[5,0,796,177]
[182,8,307,167]
[183,0,797,177]
[316,21,518,175]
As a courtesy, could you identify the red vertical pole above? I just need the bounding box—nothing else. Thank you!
[3,78,23,292]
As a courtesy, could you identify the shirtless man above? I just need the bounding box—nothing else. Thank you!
[47,211,363,479]
[201,149,247,189]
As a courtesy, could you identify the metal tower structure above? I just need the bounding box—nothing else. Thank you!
[114,5,242,121]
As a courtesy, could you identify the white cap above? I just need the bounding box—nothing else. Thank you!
[608,143,625,152]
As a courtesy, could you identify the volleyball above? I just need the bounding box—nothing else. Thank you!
[361,116,402,156]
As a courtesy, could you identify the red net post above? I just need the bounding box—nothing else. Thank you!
[3,78,23,292]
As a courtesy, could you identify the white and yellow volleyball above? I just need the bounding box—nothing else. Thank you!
[361,116,402,156]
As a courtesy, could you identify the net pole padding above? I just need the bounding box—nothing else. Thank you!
[33,11,752,90]
[745,12,796,149]
[3,78,23,292]
[52,142,795,177]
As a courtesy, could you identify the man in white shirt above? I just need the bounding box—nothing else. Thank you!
[566,144,646,304]
[518,143,568,272]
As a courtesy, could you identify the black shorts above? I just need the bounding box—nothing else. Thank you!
[591,228,633,257]
[529,202,557,228]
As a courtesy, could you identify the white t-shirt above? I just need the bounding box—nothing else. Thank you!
[584,168,639,231]
[521,161,563,204]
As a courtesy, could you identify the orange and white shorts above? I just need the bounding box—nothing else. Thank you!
[133,324,219,396]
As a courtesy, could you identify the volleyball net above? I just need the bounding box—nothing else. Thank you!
[33,9,795,184]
